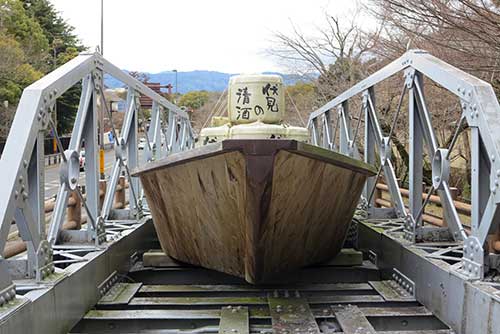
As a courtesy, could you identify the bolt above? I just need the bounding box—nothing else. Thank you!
[71,177,77,184]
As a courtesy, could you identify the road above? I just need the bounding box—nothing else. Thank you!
[44,149,144,199]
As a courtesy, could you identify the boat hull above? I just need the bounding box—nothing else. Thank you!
[135,140,376,283]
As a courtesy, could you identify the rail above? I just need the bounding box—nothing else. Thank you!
[0,52,195,304]
[309,49,500,279]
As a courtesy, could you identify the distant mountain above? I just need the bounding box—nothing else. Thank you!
[104,70,311,93]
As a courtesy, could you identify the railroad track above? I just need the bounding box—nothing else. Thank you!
[71,252,452,334]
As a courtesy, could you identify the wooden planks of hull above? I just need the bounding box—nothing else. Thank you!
[134,140,376,283]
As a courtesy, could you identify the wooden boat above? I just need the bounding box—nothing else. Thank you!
[134,139,376,284]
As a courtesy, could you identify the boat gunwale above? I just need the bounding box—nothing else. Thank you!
[132,139,377,177]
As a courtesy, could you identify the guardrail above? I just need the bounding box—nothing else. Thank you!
[0,52,195,304]
[308,49,500,280]
[44,144,114,166]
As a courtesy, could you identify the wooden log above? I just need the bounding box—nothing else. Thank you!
[376,183,471,215]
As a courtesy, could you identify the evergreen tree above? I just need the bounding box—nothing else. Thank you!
[0,0,45,103]
[21,0,86,134]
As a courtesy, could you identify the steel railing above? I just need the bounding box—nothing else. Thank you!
[0,52,195,304]
[308,49,500,280]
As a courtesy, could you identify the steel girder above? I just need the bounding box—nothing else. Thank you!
[308,49,500,280]
[358,219,500,334]
[0,53,194,307]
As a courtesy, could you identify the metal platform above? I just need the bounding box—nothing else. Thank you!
[70,236,450,333]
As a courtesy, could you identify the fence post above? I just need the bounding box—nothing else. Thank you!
[99,179,107,211]
[67,191,82,229]
[114,175,126,209]
[373,183,382,208]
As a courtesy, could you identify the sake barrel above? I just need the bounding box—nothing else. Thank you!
[228,74,285,124]
[230,121,287,139]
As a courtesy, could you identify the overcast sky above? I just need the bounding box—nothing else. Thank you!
[49,0,363,74]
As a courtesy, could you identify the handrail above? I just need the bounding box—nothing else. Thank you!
[308,49,500,279]
[0,52,195,302]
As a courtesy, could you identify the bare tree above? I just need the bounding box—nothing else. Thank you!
[128,71,150,83]
[368,0,500,85]
[268,9,383,101]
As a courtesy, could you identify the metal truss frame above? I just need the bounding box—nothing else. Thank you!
[308,49,500,281]
[0,53,194,306]
[359,219,500,334]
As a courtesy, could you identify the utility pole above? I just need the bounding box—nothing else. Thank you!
[173,69,178,94]
[99,0,105,179]
[100,0,104,55]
